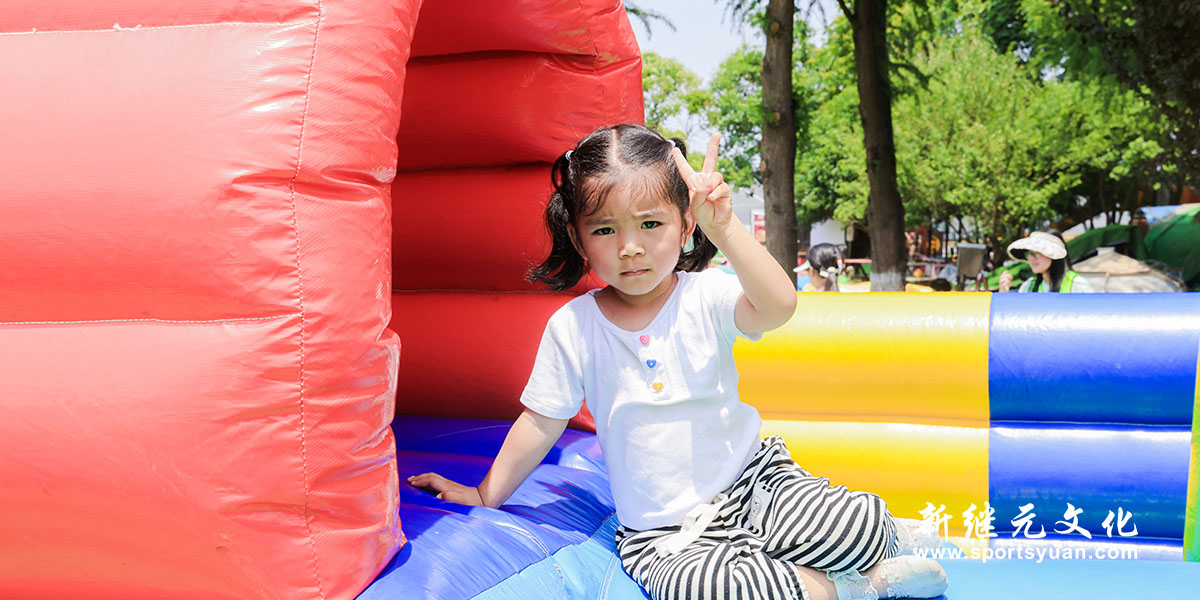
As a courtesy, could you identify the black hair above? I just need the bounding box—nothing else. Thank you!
[527,124,718,290]
[806,243,843,292]
[1029,229,1072,293]
[929,278,953,292]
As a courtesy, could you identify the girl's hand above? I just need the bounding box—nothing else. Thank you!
[998,270,1013,293]
[672,133,734,242]
[407,472,485,506]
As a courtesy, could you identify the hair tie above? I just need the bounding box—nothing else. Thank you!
[564,150,573,161]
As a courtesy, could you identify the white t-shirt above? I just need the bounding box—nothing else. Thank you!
[520,268,764,531]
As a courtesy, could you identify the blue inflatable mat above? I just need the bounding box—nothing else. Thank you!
[363,416,1200,599]
[361,417,651,600]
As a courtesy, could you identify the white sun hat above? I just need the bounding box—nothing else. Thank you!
[1007,231,1068,261]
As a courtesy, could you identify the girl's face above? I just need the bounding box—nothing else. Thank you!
[1026,250,1051,274]
[570,179,693,301]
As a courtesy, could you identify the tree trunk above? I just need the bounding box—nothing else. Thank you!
[761,0,798,287]
[847,0,906,291]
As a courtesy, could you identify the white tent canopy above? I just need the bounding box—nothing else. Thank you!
[1073,248,1184,292]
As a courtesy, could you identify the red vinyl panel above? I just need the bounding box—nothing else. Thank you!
[0,1,420,598]
[391,291,595,431]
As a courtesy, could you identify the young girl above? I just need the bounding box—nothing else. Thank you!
[998,230,1094,293]
[797,243,845,292]
[409,125,947,600]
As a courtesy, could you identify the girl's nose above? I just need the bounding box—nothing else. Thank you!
[618,237,644,258]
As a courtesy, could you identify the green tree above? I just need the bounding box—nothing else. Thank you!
[700,46,765,189]
[835,0,909,290]
[641,51,706,143]
[891,22,1165,259]
[700,33,814,210]
[980,0,1198,181]
[723,0,801,284]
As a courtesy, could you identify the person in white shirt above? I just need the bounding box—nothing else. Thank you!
[409,125,946,600]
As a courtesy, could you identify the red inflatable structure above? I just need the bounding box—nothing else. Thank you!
[390,0,641,428]
[0,0,640,598]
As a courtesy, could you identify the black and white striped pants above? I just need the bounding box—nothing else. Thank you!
[616,437,900,600]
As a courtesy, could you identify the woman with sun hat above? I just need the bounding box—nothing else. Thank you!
[998,229,1094,293]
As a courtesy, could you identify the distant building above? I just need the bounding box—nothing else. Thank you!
[731,183,849,251]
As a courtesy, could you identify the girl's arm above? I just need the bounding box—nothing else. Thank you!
[673,135,797,333]
[407,408,568,507]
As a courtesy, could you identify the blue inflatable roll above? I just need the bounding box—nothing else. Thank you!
[371,418,651,599]
[989,294,1200,425]
[989,424,1191,540]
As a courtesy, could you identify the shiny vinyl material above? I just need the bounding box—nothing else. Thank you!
[735,293,992,537]
[392,165,604,293]
[989,425,1191,540]
[364,418,642,599]
[989,294,1200,424]
[736,293,992,427]
[391,0,640,426]
[396,0,642,170]
[0,1,418,598]
[390,291,596,430]
[760,420,989,538]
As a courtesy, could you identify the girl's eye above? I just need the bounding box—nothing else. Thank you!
[592,227,614,235]
[641,221,662,230]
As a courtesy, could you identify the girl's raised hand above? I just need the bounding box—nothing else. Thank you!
[407,472,485,506]
[672,133,734,240]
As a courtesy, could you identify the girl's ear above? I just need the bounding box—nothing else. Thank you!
[681,210,696,247]
[567,224,587,261]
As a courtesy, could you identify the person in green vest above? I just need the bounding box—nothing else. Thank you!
[998,230,1095,293]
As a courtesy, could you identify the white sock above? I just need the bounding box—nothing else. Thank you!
[826,556,948,600]
[876,555,948,598]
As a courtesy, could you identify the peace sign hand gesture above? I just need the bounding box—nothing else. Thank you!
[672,133,735,243]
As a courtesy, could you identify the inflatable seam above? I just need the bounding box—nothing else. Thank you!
[990,420,1193,431]
[0,313,302,326]
[0,20,319,36]
[576,0,606,129]
[286,3,326,598]
[598,515,621,599]
[497,520,554,558]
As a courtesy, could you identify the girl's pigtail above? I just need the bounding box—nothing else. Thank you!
[823,267,840,292]
[528,152,588,290]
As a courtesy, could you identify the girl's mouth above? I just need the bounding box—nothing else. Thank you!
[622,269,649,277]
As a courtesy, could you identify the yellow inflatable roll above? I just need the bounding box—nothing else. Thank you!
[735,293,991,536]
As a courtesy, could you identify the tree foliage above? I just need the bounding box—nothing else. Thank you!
[795,11,1166,258]
[699,46,766,189]
[893,26,1164,253]
[980,0,1199,180]
[641,51,706,143]
[645,0,1177,269]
